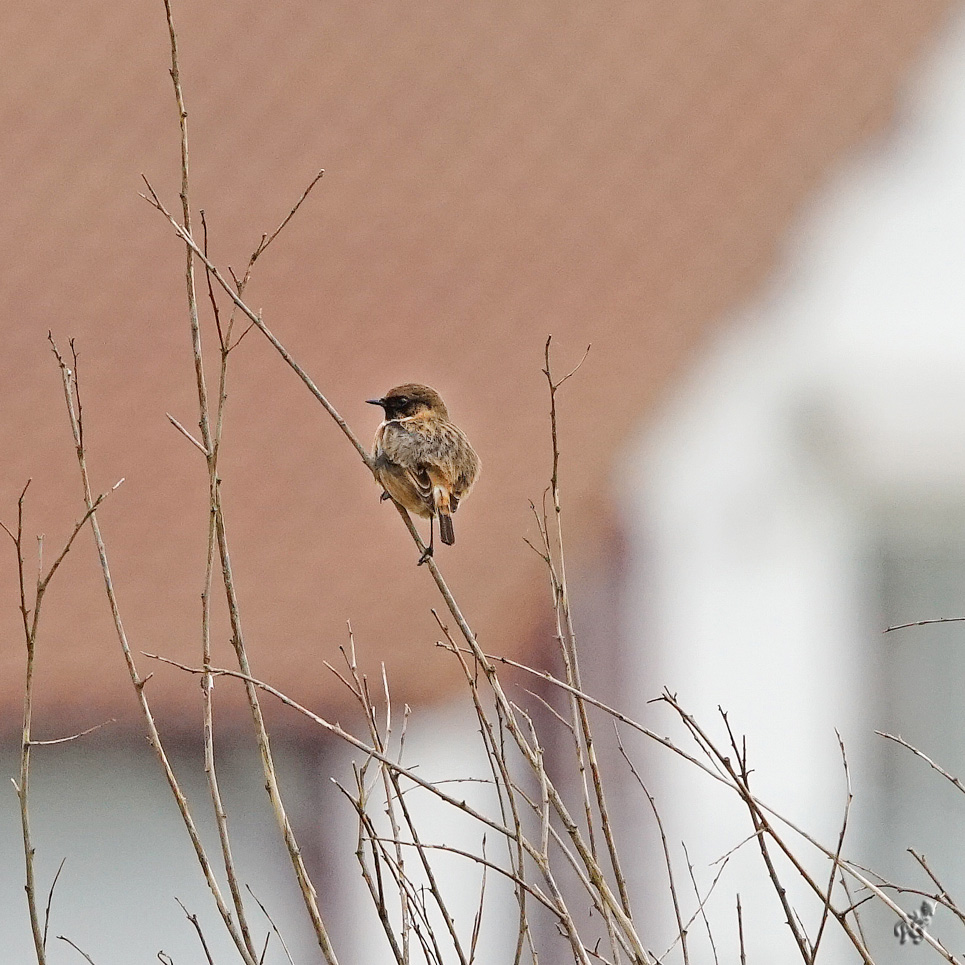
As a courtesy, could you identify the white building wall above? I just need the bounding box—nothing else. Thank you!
[620,9,965,960]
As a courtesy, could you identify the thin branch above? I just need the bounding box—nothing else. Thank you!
[199,210,224,349]
[143,651,516,839]
[256,168,325,259]
[57,937,98,964]
[154,0,335,956]
[166,413,209,456]
[0,478,30,545]
[837,872,870,952]
[30,718,115,746]
[199,273,258,963]
[884,617,965,632]
[247,886,297,965]
[49,335,259,965]
[811,731,853,959]
[542,337,633,953]
[678,843,724,965]
[876,731,965,795]
[710,829,765,867]
[368,837,560,918]
[175,897,216,965]
[10,476,45,965]
[139,180,373,471]
[663,697,877,964]
[337,629,414,962]
[42,857,66,951]
[908,850,965,929]
[616,733,688,965]
[9,473,109,965]
[432,610,534,965]
[469,838,489,965]
[714,710,812,963]
[37,493,112,596]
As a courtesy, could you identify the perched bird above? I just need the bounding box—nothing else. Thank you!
[367,383,480,564]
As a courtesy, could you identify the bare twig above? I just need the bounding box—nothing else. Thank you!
[9,479,46,965]
[247,886,297,965]
[432,610,534,965]
[876,730,965,795]
[681,842,721,965]
[469,838,489,965]
[481,642,923,955]
[837,872,869,952]
[7,474,112,965]
[908,850,965,929]
[139,179,373,471]
[49,335,259,965]
[368,837,561,919]
[256,168,325,260]
[153,1,337,958]
[811,732,853,959]
[166,413,209,456]
[157,4,257,951]
[198,261,258,963]
[144,651,517,838]
[660,696,877,964]
[331,631,414,962]
[884,617,965,632]
[616,733,688,965]
[174,897,216,965]
[710,830,765,867]
[716,711,811,963]
[57,937,98,964]
[30,719,115,747]
[42,857,66,951]
[543,337,630,916]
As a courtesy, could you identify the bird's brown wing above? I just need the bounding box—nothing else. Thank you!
[380,417,479,510]
[443,423,480,507]
[378,421,434,507]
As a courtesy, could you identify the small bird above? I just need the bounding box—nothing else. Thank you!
[367,384,480,564]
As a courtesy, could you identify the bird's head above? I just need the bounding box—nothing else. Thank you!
[367,383,449,421]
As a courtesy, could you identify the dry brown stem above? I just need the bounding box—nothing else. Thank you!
[876,731,965,796]
[57,936,98,964]
[680,842,722,965]
[175,896,217,965]
[4,476,114,965]
[811,732,853,959]
[154,1,339,958]
[616,735,688,965]
[246,885,298,965]
[49,336,259,965]
[884,617,965,632]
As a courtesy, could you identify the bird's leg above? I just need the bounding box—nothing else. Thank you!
[418,516,435,565]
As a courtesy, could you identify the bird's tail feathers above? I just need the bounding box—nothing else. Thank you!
[439,512,455,546]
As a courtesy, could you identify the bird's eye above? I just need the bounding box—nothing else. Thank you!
[396,397,409,407]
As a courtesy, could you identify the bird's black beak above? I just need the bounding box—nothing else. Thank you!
[366,398,385,407]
